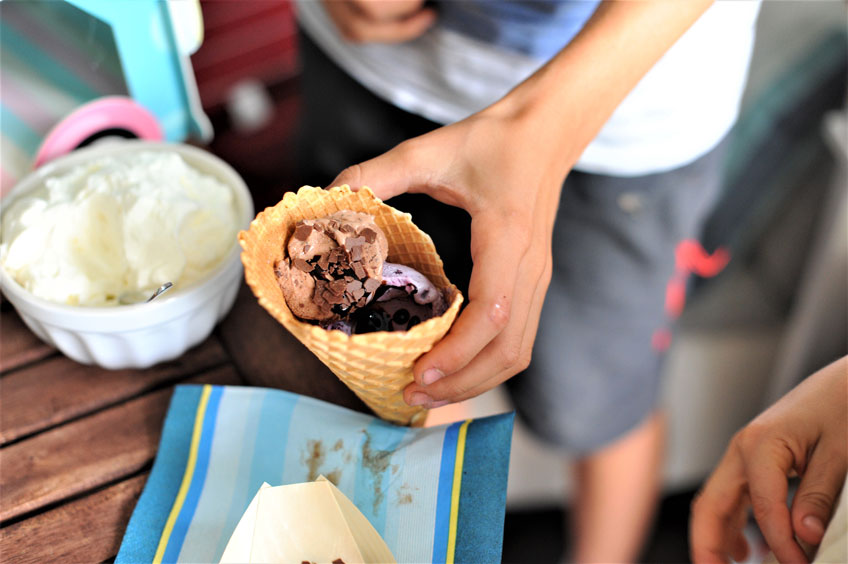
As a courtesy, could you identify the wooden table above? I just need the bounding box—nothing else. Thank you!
[0,283,368,563]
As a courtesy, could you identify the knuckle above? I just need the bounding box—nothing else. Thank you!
[735,423,765,452]
[434,349,465,376]
[797,489,834,512]
[486,296,511,331]
[393,139,418,162]
[750,493,776,521]
[438,377,472,402]
[336,164,363,188]
[498,340,522,371]
[516,348,532,372]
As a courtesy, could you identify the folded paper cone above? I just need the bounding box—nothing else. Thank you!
[239,185,463,426]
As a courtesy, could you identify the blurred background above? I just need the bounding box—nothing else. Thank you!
[1,0,846,562]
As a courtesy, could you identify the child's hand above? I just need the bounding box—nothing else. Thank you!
[330,105,571,407]
[322,0,436,44]
[690,356,848,563]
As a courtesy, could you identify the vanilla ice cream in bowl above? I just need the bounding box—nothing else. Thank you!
[0,141,254,369]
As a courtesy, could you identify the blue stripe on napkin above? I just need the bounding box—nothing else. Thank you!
[116,387,202,563]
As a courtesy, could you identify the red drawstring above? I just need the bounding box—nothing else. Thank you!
[653,239,730,351]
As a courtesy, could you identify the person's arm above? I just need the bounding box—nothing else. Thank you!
[690,356,848,564]
[332,1,714,408]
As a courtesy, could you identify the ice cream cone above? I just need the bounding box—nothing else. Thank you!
[239,185,463,426]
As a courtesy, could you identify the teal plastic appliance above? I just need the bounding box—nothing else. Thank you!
[0,0,211,193]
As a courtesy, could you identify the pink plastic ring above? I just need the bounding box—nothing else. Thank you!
[34,96,163,168]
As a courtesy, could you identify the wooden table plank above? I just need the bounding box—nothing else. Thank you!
[0,473,147,564]
[217,283,368,413]
[0,366,241,523]
[0,306,55,374]
[0,338,229,445]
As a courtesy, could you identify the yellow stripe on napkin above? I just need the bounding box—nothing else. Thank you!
[153,385,212,563]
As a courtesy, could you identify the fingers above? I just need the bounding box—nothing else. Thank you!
[690,447,749,564]
[791,445,847,545]
[745,440,809,564]
[404,214,525,404]
[322,0,435,44]
[328,141,438,201]
[351,0,427,21]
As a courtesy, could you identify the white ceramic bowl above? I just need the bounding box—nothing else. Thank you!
[0,141,254,369]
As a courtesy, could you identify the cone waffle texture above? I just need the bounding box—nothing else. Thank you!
[240,185,463,426]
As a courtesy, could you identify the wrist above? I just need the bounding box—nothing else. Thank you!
[480,84,584,181]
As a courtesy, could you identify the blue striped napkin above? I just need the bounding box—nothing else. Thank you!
[117,385,514,563]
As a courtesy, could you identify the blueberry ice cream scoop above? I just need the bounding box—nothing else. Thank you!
[321,262,448,335]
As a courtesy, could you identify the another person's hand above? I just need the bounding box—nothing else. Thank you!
[322,0,436,44]
[331,102,571,408]
[690,355,848,564]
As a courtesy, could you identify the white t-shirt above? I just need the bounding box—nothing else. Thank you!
[297,0,762,177]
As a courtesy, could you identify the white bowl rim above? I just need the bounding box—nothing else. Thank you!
[0,140,254,331]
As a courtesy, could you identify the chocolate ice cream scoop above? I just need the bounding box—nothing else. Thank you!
[287,211,388,279]
[276,210,448,330]
[275,211,388,321]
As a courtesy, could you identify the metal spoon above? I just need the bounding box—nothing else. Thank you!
[145,282,174,302]
[119,282,174,305]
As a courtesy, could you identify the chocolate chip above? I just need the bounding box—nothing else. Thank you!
[317,254,330,270]
[360,227,377,244]
[352,263,366,279]
[351,245,362,261]
[330,279,347,294]
[293,258,312,272]
[303,244,311,253]
[333,560,345,564]
[344,236,365,250]
[346,280,362,293]
[340,224,353,233]
[294,223,313,240]
[363,278,381,293]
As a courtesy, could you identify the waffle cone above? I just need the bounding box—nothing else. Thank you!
[239,185,463,426]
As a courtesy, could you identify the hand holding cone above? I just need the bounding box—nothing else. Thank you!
[239,185,462,426]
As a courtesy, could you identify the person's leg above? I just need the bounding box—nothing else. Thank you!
[571,411,666,563]
[507,138,731,563]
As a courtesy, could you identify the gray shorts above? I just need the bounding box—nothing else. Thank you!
[505,139,729,455]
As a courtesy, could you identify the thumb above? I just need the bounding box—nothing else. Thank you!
[328,140,432,201]
[791,448,846,545]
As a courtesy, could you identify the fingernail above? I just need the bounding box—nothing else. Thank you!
[407,392,433,407]
[802,515,824,536]
[421,368,445,386]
